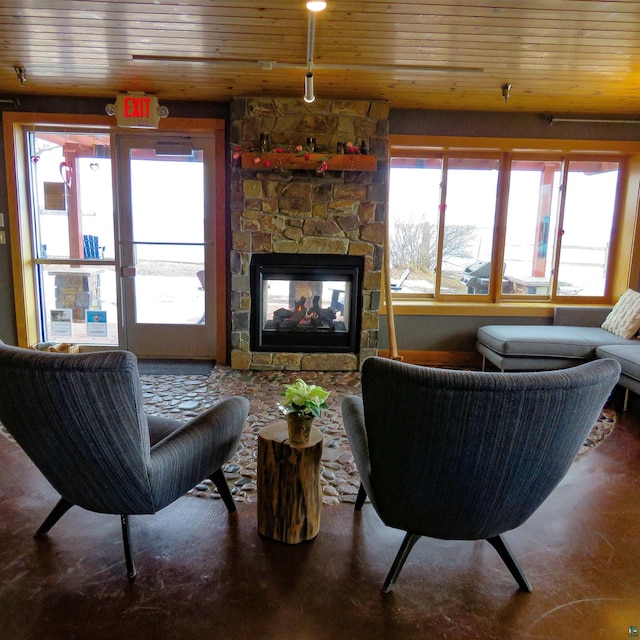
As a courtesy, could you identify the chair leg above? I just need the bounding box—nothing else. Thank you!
[210,467,236,512]
[382,532,421,593]
[354,483,367,511]
[121,515,137,579]
[34,497,74,537]
[487,534,532,592]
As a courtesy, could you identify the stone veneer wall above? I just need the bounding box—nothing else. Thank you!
[229,97,389,371]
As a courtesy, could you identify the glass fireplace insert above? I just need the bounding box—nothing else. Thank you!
[249,254,364,353]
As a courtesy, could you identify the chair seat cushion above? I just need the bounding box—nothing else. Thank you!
[477,325,632,359]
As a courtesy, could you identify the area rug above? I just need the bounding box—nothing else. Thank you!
[576,407,617,458]
[136,359,214,376]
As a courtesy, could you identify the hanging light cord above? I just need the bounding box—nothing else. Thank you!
[304,11,317,102]
[307,12,316,75]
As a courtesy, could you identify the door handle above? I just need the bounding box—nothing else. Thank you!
[121,266,136,277]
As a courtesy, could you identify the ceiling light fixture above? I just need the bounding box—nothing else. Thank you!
[303,3,323,103]
[304,72,315,103]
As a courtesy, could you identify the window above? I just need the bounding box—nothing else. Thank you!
[503,160,561,297]
[388,148,621,302]
[440,157,499,296]
[387,157,441,294]
[27,130,119,345]
[555,160,618,297]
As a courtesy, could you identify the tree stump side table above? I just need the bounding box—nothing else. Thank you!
[257,420,323,544]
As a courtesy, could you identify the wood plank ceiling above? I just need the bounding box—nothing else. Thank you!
[1,0,640,114]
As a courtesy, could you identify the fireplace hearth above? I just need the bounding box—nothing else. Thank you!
[250,254,364,353]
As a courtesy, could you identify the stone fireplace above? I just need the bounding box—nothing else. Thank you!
[229,97,389,371]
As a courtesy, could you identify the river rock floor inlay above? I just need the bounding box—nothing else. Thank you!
[141,366,362,506]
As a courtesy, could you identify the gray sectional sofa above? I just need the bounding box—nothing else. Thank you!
[476,306,640,409]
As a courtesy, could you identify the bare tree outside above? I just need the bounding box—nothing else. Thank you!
[389,216,476,273]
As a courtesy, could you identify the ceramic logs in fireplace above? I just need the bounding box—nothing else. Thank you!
[250,254,364,353]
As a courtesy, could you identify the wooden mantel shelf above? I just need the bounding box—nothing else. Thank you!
[240,151,377,172]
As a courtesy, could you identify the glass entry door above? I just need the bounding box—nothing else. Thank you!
[116,135,217,358]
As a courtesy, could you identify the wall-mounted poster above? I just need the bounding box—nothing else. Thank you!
[50,309,72,336]
[43,182,66,211]
[86,310,108,337]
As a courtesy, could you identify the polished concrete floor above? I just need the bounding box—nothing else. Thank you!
[1,392,639,640]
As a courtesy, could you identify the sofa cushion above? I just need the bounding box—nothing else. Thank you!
[477,325,633,359]
[601,288,640,339]
[554,306,611,327]
[596,345,640,383]
[476,341,587,371]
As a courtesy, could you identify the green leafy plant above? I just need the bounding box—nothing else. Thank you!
[279,378,330,418]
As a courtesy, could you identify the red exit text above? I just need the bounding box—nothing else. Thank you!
[123,96,151,118]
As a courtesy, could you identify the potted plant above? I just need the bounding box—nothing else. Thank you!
[278,378,330,444]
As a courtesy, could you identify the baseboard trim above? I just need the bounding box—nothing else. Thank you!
[377,350,483,369]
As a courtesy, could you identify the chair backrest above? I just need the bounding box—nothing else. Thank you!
[0,342,155,514]
[359,356,620,541]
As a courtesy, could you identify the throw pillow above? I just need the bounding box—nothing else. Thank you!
[601,289,640,339]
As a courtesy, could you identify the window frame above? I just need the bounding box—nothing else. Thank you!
[388,135,638,310]
[3,112,227,355]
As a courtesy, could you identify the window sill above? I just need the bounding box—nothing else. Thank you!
[379,299,611,318]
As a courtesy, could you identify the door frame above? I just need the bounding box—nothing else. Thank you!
[116,132,218,358]
[3,113,228,363]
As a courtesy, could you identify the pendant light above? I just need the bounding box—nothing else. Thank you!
[304,1,326,103]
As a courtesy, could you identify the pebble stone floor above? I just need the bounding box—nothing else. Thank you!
[141,366,363,506]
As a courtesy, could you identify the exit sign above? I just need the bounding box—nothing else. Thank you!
[115,92,160,128]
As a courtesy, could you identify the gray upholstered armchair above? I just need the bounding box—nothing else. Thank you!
[342,356,620,593]
[0,341,249,578]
